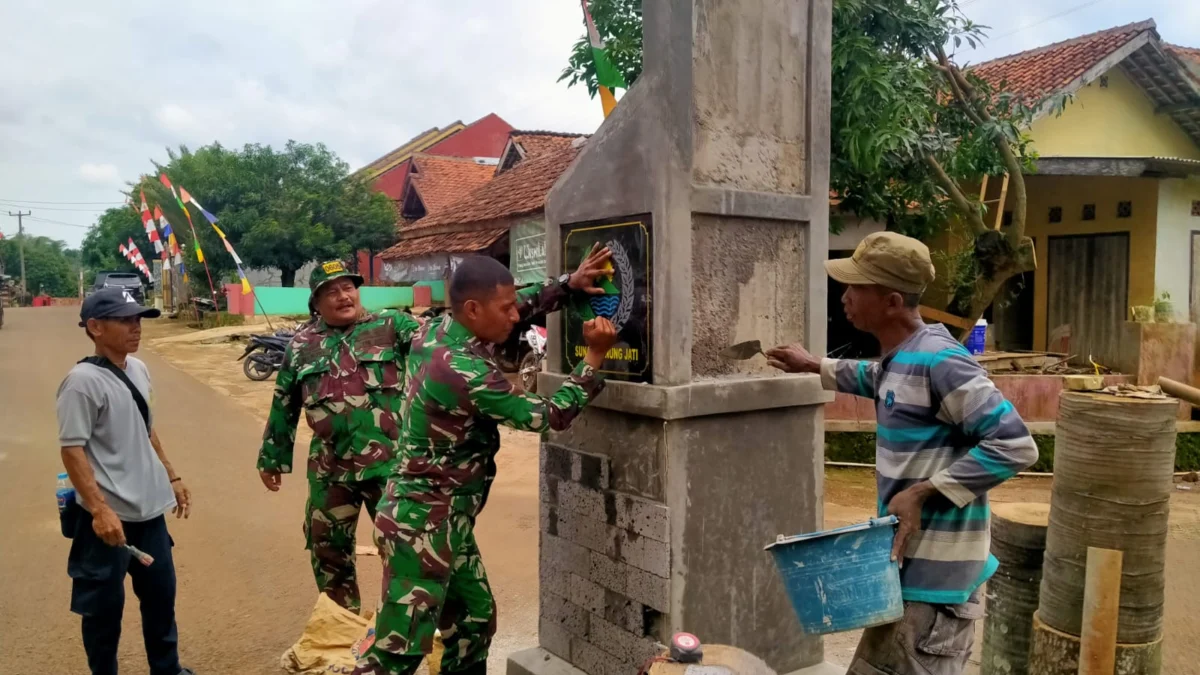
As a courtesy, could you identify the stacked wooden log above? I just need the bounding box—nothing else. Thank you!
[1028,392,1175,675]
[982,503,1050,675]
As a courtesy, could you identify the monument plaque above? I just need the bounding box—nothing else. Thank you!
[561,215,653,383]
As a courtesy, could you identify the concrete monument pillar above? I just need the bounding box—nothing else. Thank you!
[509,1,834,674]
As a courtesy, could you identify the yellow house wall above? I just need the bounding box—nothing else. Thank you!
[1022,175,1160,350]
[1029,67,1200,160]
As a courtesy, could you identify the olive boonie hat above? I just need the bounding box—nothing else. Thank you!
[310,260,364,295]
[825,231,936,295]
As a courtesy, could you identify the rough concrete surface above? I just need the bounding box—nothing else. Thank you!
[691,215,807,377]
[0,307,538,675]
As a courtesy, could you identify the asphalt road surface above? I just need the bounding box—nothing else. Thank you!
[0,306,539,675]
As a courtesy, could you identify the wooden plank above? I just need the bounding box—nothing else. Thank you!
[994,173,1010,230]
[919,305,975,331]
[979,174,989,203]
[1078,547,1124,675]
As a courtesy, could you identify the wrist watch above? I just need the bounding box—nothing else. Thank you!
[556,273,572,292]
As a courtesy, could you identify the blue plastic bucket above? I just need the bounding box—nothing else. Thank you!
[764,516,903,634]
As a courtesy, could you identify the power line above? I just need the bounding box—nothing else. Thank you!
[0,200,108,213]
[987,0,1112,42]
[0,198,125,205]
[26,215,94,229]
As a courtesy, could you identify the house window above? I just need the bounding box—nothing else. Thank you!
[1082,204,1097,221]
[1117,201,1132,218]
[1049,206,1063,223]
[1192,200,1200,216]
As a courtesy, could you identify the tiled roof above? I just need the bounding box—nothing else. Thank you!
[380,228,508,260]
[1169,44,1200,65]
[510,131,588,159]
[356,122,465,178]
[973,20,1157,102]
[407,154,497,214]
[407,139,585,231]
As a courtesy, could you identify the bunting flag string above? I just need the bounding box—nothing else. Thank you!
[158,173,217,303]
[139,190,165,257]
[155,206,186,279]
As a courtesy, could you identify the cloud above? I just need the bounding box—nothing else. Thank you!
[78,163,121,185]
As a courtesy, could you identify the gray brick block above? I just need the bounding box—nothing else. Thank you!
[569,573,606,615]
[540,472,560,505]
[626,565,670,613]
[567,447,611,491]
[557,479,606,517]
[571,638,627,675]
[539,557,570,599]
[614,494,669,543]
[539,615,572,660]
[557,505,619,555]
[540,592,589,638]
[542,533,590,577]
[543,443,573,480]
[616,530,670,578]
[587,551,627,594]
[588,615,662,667]
[603,590,647,636]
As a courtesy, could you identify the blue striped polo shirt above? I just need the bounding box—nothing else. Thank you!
[821,324,1038,604]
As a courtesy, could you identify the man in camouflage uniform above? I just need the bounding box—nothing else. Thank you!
[258,260,421,612]
[354,250,619,675]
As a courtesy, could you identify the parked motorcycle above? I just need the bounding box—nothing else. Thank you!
[519,325,547,393]
[238,329,295,381]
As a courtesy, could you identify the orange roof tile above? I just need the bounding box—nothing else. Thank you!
[380,228,508,260]
[973,20,1157,102]
[510,131,588,159]
[407,154,497,214]
[407,139,585,231]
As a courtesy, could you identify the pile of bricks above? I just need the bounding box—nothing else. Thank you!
[538,443,670,675]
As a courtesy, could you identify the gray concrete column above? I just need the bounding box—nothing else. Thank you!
[512,1,833,674]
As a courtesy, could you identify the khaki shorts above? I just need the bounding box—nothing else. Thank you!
[848,594,984,675]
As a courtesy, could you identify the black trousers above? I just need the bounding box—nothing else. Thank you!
[67,511,181,675]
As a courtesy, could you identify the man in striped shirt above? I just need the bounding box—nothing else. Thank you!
[767,232,1037,675]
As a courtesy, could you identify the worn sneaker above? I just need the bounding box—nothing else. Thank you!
[179,669,197,675]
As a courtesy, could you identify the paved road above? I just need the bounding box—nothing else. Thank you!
[0,307,540,675]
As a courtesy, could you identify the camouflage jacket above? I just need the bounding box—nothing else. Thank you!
[389,283,605,520]
[257,309,422,483]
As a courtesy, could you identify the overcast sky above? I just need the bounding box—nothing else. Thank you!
[1,0,1197,247]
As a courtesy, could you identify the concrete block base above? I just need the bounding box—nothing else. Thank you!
[507,647,847,675]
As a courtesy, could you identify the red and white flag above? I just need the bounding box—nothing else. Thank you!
[126,238,153,281]
[139,190,164,256]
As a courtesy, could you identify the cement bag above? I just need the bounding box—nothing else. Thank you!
[280,594,374,674]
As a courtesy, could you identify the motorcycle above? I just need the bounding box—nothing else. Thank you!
[238,329,295,381]
[518,325,547,393]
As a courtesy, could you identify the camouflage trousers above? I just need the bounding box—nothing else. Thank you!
[305,477,386,613]
[354,495,497,675]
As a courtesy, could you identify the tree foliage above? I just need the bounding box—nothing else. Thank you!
[562,0,1057,332]
[89,141,397,291]
[0,235,82,298]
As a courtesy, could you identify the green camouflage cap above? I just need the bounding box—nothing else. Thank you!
[309,260,364,311]
[310,260,364,295]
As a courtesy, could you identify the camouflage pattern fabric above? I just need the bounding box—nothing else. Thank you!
[353,497,494,675]
[355,283,605,675]
[305,477,386,612]
[257,309,422,483]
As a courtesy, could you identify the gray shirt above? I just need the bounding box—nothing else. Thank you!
[56,356,176,522]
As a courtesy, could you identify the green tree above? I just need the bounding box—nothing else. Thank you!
[0,235,81,297]
[81,207,145,276]
[133,141,391,288]
[561,0,1051,333]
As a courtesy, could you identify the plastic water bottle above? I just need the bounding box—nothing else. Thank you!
[56,472,75,513]
[967,319,988,355]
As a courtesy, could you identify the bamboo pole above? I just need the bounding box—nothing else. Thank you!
[1078,547,1123,675]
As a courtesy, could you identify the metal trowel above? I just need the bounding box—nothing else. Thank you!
[719,340,765,361]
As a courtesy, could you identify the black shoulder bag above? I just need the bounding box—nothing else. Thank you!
[79,355,152,436]
[58,357,153,539]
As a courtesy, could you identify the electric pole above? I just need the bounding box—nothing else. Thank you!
[6,211,30,298]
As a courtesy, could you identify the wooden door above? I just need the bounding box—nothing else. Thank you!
[1047,233,1130,367]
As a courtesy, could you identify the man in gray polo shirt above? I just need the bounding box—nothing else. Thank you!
[57,287,195,675]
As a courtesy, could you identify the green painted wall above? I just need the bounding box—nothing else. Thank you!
[254,286,415,315]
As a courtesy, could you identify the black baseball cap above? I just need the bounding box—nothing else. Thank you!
[78,287,161,327]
